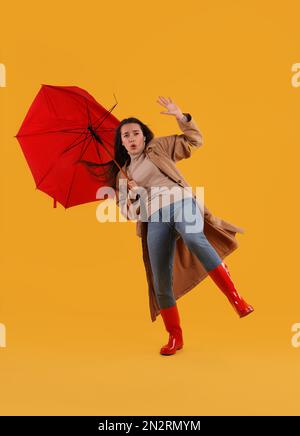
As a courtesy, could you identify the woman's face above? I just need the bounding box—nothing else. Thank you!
[120,123,145,157]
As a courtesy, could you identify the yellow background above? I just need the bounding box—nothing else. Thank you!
[1,0,299,415]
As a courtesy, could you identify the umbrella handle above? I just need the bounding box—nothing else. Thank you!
[113,159,130,181]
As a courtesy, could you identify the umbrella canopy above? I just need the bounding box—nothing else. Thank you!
[16,84,128,208]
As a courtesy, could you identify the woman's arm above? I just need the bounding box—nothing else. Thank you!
[114,173,140,221]
[155,95,203,162]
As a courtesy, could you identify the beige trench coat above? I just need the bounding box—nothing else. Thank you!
[115,114,245,322]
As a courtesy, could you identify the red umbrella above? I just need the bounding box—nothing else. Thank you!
[15,84,129,208]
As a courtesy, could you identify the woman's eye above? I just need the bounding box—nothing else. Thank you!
[123,132,140,137]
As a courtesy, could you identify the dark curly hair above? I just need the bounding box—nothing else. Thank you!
[108,117,155,188]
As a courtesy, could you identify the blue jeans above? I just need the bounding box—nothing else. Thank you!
[147,197,222,309]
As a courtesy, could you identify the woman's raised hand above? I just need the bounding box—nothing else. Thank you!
[156,96,183,119]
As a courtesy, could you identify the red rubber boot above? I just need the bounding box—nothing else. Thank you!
[159,304,184,355]
[208,261,254,318]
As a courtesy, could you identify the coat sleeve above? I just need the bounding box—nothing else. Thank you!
[154,113,203,163]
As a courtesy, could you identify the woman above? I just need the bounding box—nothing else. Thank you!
[112,96,254,356]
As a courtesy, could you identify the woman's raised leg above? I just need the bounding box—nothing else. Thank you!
[174,197,254,317]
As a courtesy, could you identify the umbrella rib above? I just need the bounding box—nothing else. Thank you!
[91,134,103,163]
[86,101,92,126]
[43,85,59,118]
[36,131,89,188]
[92,136,115,162]
[65,134,94,209]
[90,135,110,178]
[17,128,87,137]
[92,93,118,130]
[85,100,115,137]
[60,131,90,155]
[92,135,114,179]
[79,159,111,167]
[94,128,115,132]
[93,101,118,131]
